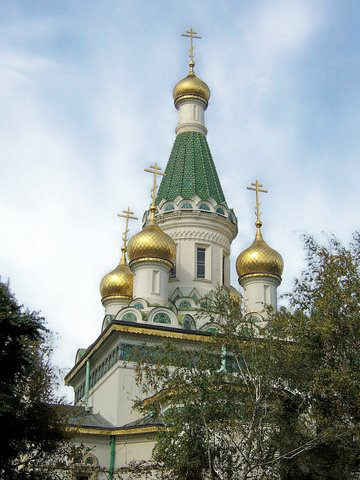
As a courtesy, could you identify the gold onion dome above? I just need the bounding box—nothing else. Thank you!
[100,247,133,301]
[236,221,284,281]
[127,207,176,267]
[173,71,210,107]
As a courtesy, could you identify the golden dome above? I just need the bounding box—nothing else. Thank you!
[173,71,210,107]
[127,207,176,267]
[236,223,283,281]
[100,248,133,301]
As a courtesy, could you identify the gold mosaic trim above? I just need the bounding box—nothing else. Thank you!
[65,324,211,384]
[68,425,159,436]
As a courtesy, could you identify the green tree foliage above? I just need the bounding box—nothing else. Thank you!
[0,281,84,479]
[131,234,360,480]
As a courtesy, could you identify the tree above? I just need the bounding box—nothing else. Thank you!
[0,280,84,479]
[131,233,360,479]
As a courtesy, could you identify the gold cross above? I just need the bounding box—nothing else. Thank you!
[144,162,166,208]
[118,207,138,249]
[247,180,268,224]
[181,28,201,71]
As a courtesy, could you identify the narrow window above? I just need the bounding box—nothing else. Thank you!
[264,285,270,304]
[170,261,176,278]
[152,270,160,294]
[197,248,206,278]
[222,255,225,285]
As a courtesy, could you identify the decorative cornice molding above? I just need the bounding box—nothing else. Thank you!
[65,323,212,384]
[168,228,229,249]
[67,425,160,436]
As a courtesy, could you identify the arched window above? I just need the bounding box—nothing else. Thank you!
[183,315,195,330]
[199,203,210,211]
[181,202,193,209]
[216,207,225,216]
[153,312,171,324]
[121,312,137,323]
[164,203,175,212]
[178,300,191,309]
[133,302,144,310]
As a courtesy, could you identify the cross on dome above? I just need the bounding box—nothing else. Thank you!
[247,180,268,227]
[144,162,166,210]
[117,207,138,251]
[181,28,201,72]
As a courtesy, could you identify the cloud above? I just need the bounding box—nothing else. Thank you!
[0,0,358,401]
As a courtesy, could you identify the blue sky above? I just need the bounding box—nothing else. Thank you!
[0,0,359,399]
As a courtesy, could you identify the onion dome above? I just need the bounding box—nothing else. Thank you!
[127,206,176,268]
[236,221,284,281]
[100,247,133,301]
[173,71,210,108]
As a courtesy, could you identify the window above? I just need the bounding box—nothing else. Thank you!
[199,203,210,211]
[264,285,270,304]
[153,312,171,324]
[222,255,225,285]
[164,203,175,212]
[170,261,176,278]
[216,207,225,216]
[183,315,195,330]
[133,302,144,310]
[196,247,206,278]
[152,270,160,294]
[181,202,193,209]
[179,299,191,309]
[121,312,137,322]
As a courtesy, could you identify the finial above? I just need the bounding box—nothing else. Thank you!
[247,180,268,237]
[181,28,201,74]
[118,207,138,262]
[144,162,166,224]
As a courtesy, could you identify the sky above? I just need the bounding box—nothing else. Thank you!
[0,0,359,400]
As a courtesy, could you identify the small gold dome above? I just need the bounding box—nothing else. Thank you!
[236,223,283,281]
[100,249,133,301]
[128,209,176,267]
[173,71,210,107]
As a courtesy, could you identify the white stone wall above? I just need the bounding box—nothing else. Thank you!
[132,262,170,306]
[156,211,236,298]
[240,275,280,315]
[175,98,207,135]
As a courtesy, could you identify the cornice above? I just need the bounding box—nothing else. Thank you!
[67,425,160,436]
[65,322,212,385]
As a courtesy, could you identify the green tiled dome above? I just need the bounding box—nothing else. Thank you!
[157,132,226,206]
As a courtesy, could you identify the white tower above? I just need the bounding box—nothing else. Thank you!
[236,180,284,317]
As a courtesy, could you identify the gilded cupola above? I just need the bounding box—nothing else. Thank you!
[236,220,283,281]
[127,206,176,268]
[100,207,138,305]
[100,246,133,301]
[127,162,176,268]
[173,28,210,108]
[236,180,284,282]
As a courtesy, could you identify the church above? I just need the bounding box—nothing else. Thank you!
[64,29,284,479]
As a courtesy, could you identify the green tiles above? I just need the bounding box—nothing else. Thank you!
[157,132,227,206]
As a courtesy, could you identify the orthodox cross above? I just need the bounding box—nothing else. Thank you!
[118,207,138,249]
[144,162,166,208]
[247,180,268,224]
[181,28,201,71]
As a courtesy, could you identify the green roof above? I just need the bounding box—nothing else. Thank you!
[157,132,227,206]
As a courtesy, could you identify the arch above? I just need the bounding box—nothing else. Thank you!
[164,203,175,212]
[180,201,193,209]
[133,302,144,310]
[120,312,137,323]
[178,299,191,309]
[199,203,211,211]
[216,207,225,216]
[153,312,171,324]
[183,314,196,331]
